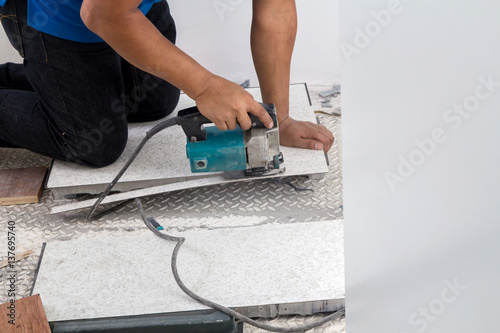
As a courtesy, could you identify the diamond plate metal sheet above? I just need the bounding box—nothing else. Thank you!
[0,148,52,169]
[242,313,346,333]
[0,85,344,331]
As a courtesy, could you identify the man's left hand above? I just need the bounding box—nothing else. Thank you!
[279,117,334,153]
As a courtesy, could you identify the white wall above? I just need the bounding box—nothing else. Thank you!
[0,0,340,85]
[169,0,339,85]
[342,1,500,332]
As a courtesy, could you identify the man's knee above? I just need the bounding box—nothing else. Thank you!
[127,82,180,122]
[70,119,128,168]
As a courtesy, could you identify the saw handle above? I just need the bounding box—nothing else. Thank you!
[177,103,277,143]
[177,106,211,142]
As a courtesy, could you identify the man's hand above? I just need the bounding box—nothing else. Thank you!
[279,117,334,153]
[251,0,335,153]
[194,75,273,131]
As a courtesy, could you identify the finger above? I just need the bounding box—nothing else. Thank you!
[312,131,334,152]
[313,123,334,139]
[323,139,333,153]
[236,114,252,131]
[248,103,274,129]
[296,138,324,151]
[213,121,228,131]
[311,125,335,150]
[310,131,334,152]
[226,119,238,131]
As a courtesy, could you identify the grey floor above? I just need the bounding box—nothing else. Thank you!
[0,85,344,332]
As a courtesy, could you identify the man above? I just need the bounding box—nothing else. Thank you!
[0,0,334,167]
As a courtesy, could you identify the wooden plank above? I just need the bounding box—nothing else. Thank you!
[0,294,51,332]
[0,167,47,205]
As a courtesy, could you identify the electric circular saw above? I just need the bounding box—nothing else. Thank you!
[87,103,285,219]
[177,103,285,179]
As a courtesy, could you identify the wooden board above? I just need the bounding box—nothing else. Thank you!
[0,294,51,332]
[0,167,47,205]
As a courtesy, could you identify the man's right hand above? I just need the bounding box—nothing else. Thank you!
[194,75,274,131]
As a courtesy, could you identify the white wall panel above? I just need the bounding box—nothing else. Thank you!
[342,1,500,332]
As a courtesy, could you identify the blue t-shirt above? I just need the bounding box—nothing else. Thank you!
[1,0,161,43]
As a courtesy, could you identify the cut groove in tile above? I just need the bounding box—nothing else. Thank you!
[32,220,344,322]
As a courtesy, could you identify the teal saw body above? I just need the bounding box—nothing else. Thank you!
[186,126,247,173]
[178,103,284,178]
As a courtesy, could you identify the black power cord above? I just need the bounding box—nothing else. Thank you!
[87,115,345,332]
[86,117,179,220]
[135,198,345,333]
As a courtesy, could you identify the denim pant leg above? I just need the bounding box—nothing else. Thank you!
[0,0,180,167]
[123,0,180,123]
[0,0,129,167]
[0,63,33,91]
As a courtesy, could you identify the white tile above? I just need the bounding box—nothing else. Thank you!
[47,84,328,195]
[32,220,344,322]
[50,83,329,213]
[50,175,236,214]
[50,150,324,214]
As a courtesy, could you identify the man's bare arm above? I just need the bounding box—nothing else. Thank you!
[80,0,272,131]
[251,0,334,152]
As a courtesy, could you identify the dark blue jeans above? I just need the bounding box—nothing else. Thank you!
[0,0,180,167]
